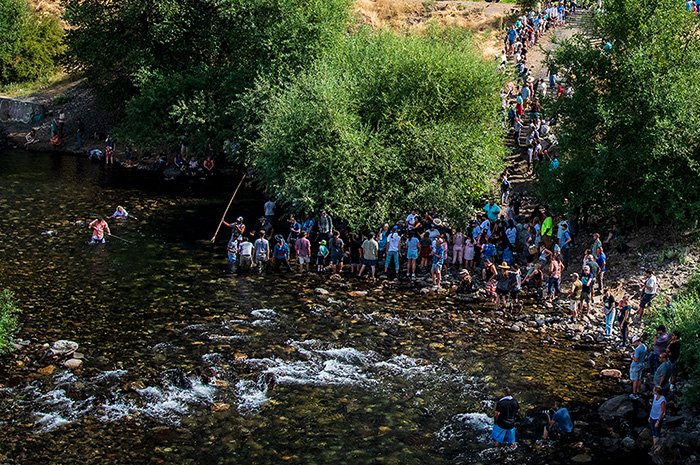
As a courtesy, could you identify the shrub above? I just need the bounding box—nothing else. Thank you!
[251,26,506,228]
[0,289,22,354]
[644,277,700,406]
[0,0,65,85]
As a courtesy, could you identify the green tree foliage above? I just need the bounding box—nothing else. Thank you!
[0,289,22,354]
[645,274,700,406]
[538,0,700,227]
[64,0,352,151]
[0,0,64,85]
[251,27,506,227]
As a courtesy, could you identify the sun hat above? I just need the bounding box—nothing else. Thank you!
[498,262,510,269]
[433,218,443,226]
[459,269,469,276]
[237,216,243,221]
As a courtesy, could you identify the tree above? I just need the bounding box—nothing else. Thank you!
[0,0,64,85]
[250,27,506,228]
[64,0,352,151]
[539,0,700,228]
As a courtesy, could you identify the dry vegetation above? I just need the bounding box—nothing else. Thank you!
[354,0,516,58]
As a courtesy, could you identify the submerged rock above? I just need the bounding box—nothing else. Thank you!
[50,340,79,356]
[63,358,83,369]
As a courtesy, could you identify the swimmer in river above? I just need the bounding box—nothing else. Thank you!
[110,206,129,218]
[89,217,111,244]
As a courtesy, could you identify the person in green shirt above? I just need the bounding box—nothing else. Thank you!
[541,209,554,250]
[569,273,582,322]
[317,240,329,272]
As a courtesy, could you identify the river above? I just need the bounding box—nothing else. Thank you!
[0,150,624,464]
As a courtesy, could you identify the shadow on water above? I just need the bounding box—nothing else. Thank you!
[0,150,629,465]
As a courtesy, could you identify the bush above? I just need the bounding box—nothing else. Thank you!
[251,26,506,227]
[644,279,700,406]
[539,0,700,228]
[0,289,22,354]
[0,0,65,85]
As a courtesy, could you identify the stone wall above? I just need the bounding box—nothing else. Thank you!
[0,97,44,124]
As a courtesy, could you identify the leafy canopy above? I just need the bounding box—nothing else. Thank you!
[0,0,64,85]
[251,27,506,227]
[539,0,700,227]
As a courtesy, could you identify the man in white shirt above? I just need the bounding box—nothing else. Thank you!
[638,269,658,318]
[406,210,419,230]
[385,226,402,274]
[238,237,253,271]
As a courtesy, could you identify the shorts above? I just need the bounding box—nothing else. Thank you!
[431,263,442,274]
[239,255,252,269]
[491,425,516,444]
[496,287,509,296]
[546,422,564,439]
[363,259,377,267]
[630,366,643,381]
[421,248,432,259]
[510,290,520,300]
[580,291,591,303]
[407,249,418,260]
[331,254,343,264]
[317,256,326,266]
[255,256,268,266]
[298,256,310,264]
[640,293,655,308]
[570,300,578,313]
[90,237,105,244]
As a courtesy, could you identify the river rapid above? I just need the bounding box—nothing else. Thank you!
[0,150,627,464]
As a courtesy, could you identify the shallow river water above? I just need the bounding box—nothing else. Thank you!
[0,151,623,464]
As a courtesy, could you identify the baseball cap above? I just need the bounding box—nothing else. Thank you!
[237,216,243,221]
[632,336,641,343]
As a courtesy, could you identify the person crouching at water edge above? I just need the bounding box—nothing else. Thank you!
[491,387,520,447]
[89,217,111,243]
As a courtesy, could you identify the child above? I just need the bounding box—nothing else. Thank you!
[317,240,329,272]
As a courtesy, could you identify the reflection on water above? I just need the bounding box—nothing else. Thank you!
[0,151,620,464]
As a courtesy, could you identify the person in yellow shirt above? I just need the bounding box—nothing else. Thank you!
[541,209,554,250]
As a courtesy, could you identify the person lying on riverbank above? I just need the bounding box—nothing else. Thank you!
[89,217,110,244]
[24,129,38,148]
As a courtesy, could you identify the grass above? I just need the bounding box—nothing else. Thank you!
[0,71,74,98]
[0,290,22,354]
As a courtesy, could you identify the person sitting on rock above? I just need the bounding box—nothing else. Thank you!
[542,401,573,441]
[453,269,473,296]
[24,129,38,148]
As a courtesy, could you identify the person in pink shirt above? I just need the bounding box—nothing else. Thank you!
[89,217,111,244]
[295,231,311,273]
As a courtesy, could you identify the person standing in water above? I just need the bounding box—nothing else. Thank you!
[89,217,111,243]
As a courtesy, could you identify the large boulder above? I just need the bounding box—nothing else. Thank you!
[598,395,643,421]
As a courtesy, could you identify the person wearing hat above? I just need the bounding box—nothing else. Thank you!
[358,232,379,279]
[222,216,245,240]
[629,336,647,399]
[316,239,329,272]
[273,234,292,273]
[427,224,439,241]
[453,268,473,296]
[253,231,270,274]
[254,216,272,239]
[496,262,511,309]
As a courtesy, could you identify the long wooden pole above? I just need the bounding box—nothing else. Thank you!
[210,173,247,243]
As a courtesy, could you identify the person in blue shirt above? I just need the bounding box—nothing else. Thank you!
[543,401,573,440]
[596,247,606,295]
[560,223,572,269]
